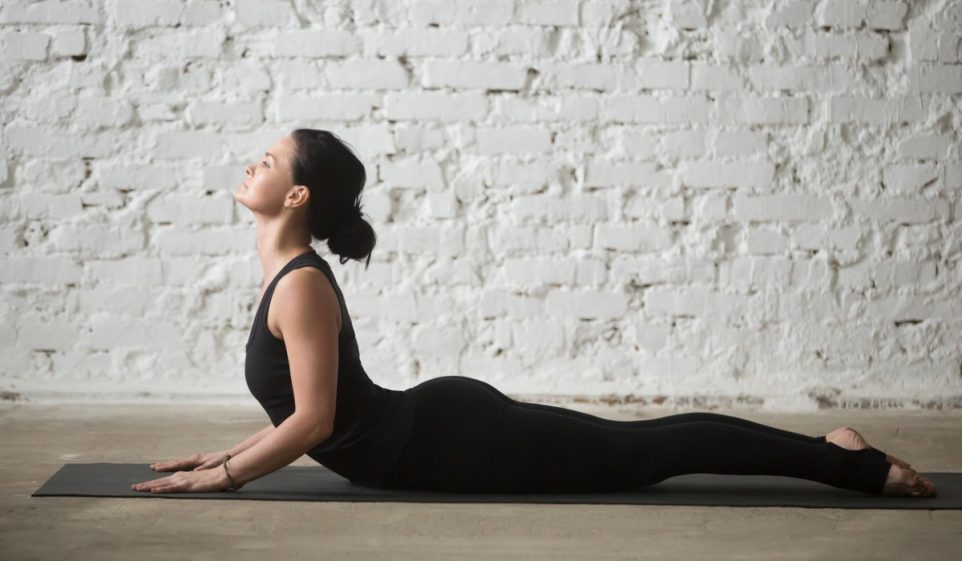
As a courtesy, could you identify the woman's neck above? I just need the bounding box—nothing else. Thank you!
[252,214,312,283]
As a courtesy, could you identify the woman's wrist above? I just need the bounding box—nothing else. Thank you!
[222,454,244,490]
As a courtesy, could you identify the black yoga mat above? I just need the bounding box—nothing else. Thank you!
[32,463,961,510]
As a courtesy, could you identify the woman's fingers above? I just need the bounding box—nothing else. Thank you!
[151,456,195,471]
[132,474,176,492]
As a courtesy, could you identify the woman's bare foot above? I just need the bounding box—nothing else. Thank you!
[824,426,912,469]
[882,464,938,497]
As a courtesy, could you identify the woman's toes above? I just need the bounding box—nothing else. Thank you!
[883,465,938,498]
[914,476,938,498]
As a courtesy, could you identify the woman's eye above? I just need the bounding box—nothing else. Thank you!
[261,161,269,168]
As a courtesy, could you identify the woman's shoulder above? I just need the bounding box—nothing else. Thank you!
[270,263,342,333]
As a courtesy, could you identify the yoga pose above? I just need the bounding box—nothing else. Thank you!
[132,130,936,498]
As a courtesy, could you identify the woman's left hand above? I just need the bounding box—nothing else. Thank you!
[131,465,231,494]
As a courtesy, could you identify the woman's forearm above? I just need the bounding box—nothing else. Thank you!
[226,423,275,456]
[226,413,330,487]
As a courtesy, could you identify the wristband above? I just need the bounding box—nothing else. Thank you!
[222,454,244,491]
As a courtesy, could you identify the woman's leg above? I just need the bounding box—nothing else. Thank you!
[455,377,896,461]
[488,400,892,495]
[385,376,892,495]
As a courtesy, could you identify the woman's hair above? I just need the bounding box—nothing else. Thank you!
[289,128,376,269]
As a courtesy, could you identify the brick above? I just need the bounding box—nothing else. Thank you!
[51,30,87,57]
[669,0,707,28]
[422,60,528,90]
[828,96,926,124]
[152,227,251,255]
[691,63,745,91]
[584,161,672,188]
[511,194,609,222]
[602,95,711,124]
[815,0,867,29]
[502,258,577,285]
[908,64,962,94]
[897,134,955,160]
[362,28,469,57]
[596,223,673,252]
[765,1,815,28]
[611,255,715,285]
[746,229,788,254]
[0,1,101,24]
[746,65,855,92]
[545,63,618,90]
[881,163,939,193]
[850,197,950,223]
[545,290,628,319]
[187,100,263,129]
[384,92,488,122]
[681,161,775,189]
[496,95,599,122]
[410,0,515,26]
[662,130,707,159]
[0,31,49,60]
[134,29,226,59]
[644,287,756,320]
[17,320,79,350]
[716,96,809,125]
[84,258,164,285]
[0,258,82,284]
[49,223,145,256]
[866,1,907,30]
[627,59,689,90]
[713,131,768,157]
[379,159,445,189]
[235,0,295,27]
[275,94,380,122]
[20,194,83,220]
[323,59,410,90]
[810,31,888,60]
[75,97,134,128]
[146,194,233,226]
[475,127,552,154]
[733,194,833,222]
[490,161,554,189]
[691,192,729,221]
[517,0,579,26]
[155,131,223,159]
[275,30,361,57]
[112,0,184,28]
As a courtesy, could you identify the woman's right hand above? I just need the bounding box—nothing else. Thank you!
[150,450,232,472]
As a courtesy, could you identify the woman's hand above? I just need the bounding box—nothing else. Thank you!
[149,450,231,472]
[132,465,232,494]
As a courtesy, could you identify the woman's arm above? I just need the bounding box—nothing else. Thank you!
[226,423,275,456]
[223,412,330,486]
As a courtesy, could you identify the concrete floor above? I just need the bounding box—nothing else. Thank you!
[2,402,961,561]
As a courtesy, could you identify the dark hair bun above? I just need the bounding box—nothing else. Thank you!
[328,209,375,268]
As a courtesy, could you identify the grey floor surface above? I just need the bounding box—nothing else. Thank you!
[2,401,961,560]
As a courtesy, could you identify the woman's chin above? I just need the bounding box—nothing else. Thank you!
[232,191,250,209]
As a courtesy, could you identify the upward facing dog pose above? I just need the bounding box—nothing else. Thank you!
[132,129,936,498]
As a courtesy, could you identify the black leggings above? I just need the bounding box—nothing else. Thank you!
[383,376,892,495]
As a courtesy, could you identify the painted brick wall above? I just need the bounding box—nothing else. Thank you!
[1,0,960,410]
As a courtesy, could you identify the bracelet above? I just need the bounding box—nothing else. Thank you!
[223,454,244,491]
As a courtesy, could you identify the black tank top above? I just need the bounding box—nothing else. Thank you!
[244,248,415,488]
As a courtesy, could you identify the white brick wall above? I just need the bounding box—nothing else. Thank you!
[1,0,961,411]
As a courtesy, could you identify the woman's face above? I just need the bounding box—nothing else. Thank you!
[234,134,304,215]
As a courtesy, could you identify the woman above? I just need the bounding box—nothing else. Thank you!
[132,129,937,498]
